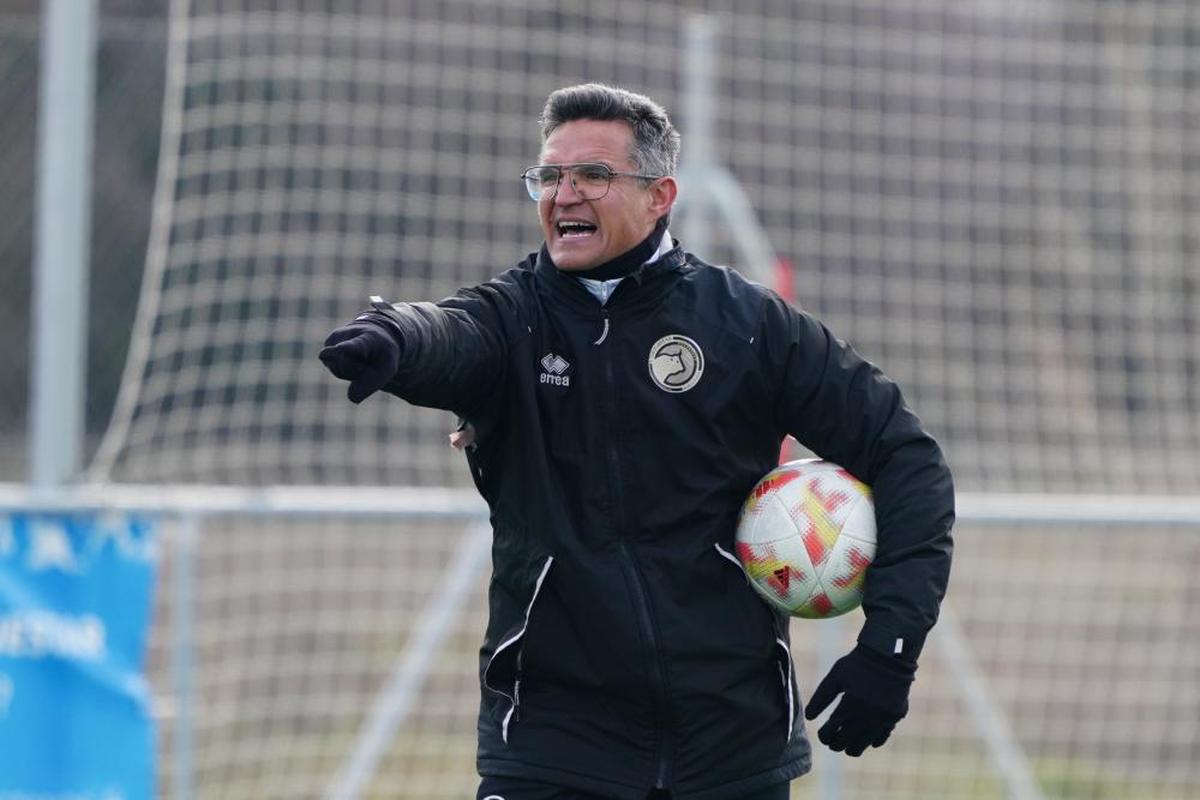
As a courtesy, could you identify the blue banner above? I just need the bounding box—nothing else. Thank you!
[0,512,158,800]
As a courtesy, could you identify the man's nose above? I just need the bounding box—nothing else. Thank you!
[553,172,583,204]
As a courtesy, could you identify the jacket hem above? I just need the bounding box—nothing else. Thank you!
[478,757,649,800]
[674,757,810,800]
[478,755,810,800]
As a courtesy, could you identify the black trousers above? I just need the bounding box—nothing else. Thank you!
[477,776,791,800]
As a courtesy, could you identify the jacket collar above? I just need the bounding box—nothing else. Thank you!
[568,218,669,281]
[534,240,689,313]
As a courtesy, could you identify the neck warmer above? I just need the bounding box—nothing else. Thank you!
[543,217,669,280]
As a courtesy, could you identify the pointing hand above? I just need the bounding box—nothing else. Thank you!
[319,319,401,403]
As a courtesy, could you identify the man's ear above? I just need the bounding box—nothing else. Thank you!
[647,176,678,219]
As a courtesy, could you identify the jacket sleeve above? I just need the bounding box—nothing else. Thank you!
[371,283,510,418]
[763,294,954,664]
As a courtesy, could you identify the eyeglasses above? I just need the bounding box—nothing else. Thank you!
[520,163,661,202]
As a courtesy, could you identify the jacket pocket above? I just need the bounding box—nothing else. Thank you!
[482,554,554,743]
[714,542,798,744]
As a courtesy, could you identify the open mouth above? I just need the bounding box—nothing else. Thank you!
[557,220,598,239]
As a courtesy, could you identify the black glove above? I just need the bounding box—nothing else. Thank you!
[803,643,915,756]
[319,316,401,404]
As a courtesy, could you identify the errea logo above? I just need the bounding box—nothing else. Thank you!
[539,353,571,387]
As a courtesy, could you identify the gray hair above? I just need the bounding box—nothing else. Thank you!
[539,83,681,178]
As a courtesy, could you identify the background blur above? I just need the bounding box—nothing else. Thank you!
[1,0,164,479]
[2,0,1198,798]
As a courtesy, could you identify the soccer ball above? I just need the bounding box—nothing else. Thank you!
[735,459,876,619]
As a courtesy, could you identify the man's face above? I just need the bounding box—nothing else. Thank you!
[537,119,675,272]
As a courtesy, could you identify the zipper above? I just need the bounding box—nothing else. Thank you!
[593,315,610,345]
[618,540,673,788]
[599,307,673,789]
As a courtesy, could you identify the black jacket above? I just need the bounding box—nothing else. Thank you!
[372,244,954,799]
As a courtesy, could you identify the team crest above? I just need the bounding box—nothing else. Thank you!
[648,335,704,393]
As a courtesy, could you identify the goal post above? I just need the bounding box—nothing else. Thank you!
[29,0,96,488]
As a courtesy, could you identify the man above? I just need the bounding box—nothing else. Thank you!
[320,84,953,800]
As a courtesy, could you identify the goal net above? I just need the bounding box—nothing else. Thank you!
[91,1,1198,798]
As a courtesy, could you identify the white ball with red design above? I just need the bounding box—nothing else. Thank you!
[734,459,876,619]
